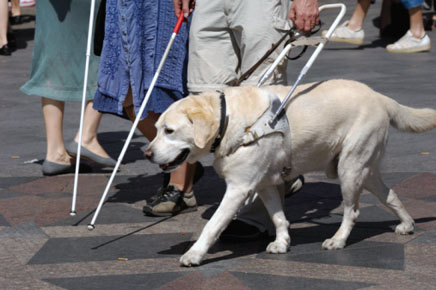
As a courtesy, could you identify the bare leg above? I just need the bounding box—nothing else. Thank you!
[73,101,110,158]
[347,0,371,31]
[123,89,195,191]
[41,97,72,165]
[408,6,425,38]
[10,0,20,17]
[0,0,8,46]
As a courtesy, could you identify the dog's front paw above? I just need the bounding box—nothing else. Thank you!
[322,238,345,250]
[179,250,203,267]
[395,222,414,235]
[266,240,289,254]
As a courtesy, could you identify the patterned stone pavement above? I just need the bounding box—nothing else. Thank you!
[1,171,436,290]
[1,1,436,289]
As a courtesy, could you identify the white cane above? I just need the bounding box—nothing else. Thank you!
[87,13,185,230]
[70,0,97,216]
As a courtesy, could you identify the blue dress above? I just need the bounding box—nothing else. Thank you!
[93,0,190,119]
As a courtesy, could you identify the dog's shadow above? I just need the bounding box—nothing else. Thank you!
[101,168,435,265]
[159,182,346,264]
[107,166,225,204]
[169,181,436,265]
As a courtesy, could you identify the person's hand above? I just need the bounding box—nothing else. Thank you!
[289,0,319,34]
[173,0,196,18]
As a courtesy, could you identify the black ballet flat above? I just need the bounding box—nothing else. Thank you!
[7,33,17,50]
[0,44,12,56]
[9,16,22,25]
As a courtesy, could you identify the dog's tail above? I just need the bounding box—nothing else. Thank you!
[382,95,436,133]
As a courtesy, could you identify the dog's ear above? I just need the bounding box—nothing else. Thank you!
[187,109,218,149]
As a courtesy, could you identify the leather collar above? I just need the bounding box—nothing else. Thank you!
[210,92,228,153]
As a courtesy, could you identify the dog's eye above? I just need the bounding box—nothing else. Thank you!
[164,128,174,135]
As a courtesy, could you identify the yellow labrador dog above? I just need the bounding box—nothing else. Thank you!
[145,79,436,266]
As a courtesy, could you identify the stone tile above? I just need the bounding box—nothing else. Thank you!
[0,188,24,199]
[410,228,436,244]
[29,258,189,279]
[393,172,436,200]
[0,222,48,238]
[311,205,399,226]
[0,213,10,227]
[257,241,404,270]
[400,199,436,231]
[405,243,436,279]
[284,182,343,223]
[158,272,207,290]
[43,272,187,290]
[0,177,40,191]
[379,172,419,189]
[28,233,194,265]
[0,195,99,227]
[8,175,115,196]
[231,272,374,290]
[160,272,250,290]
[51,203,158,227]
[359,192,381,204]
[0,236,48,265]
[195,258,249,278]
[420,195,436,203]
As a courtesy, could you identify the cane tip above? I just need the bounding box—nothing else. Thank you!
[87,224,95,231]
[70,211,77,216]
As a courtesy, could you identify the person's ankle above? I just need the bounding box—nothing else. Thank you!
[170,183,193,194]
[347,23,362,32]
[409,29,425,39]
[46,152,72,164]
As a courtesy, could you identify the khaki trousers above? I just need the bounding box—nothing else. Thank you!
[188,0,292,93]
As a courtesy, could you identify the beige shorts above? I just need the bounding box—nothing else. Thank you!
[188,0,292,93]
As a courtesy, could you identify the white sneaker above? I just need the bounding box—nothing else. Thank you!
[20,0,35,7]
[386,31,431,53]
[322,21,365,45]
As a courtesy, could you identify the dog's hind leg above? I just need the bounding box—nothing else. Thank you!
[364,171,414,235]
[179,185,252,266]
[257,186,290,254]
[322,158,367,250]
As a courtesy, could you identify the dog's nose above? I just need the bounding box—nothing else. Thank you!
[144,149,153,159]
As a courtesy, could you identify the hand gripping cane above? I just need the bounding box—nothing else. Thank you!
[70,0,97,216]
[87,14,185,230]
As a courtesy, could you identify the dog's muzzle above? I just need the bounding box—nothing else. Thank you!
[157,148,190,172]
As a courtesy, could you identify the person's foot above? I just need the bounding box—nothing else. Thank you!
[42,154,74,176]
[386,31,431,53]
[144,163,204,216]
[7,32,17,50]
[142,185,197,217]
[42,160,75,176]
[67,141,116,167]
[0,44,12,56]
[322,21,365,45]
[9,16,22,25]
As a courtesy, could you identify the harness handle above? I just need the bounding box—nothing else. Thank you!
[268,3,347,125]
